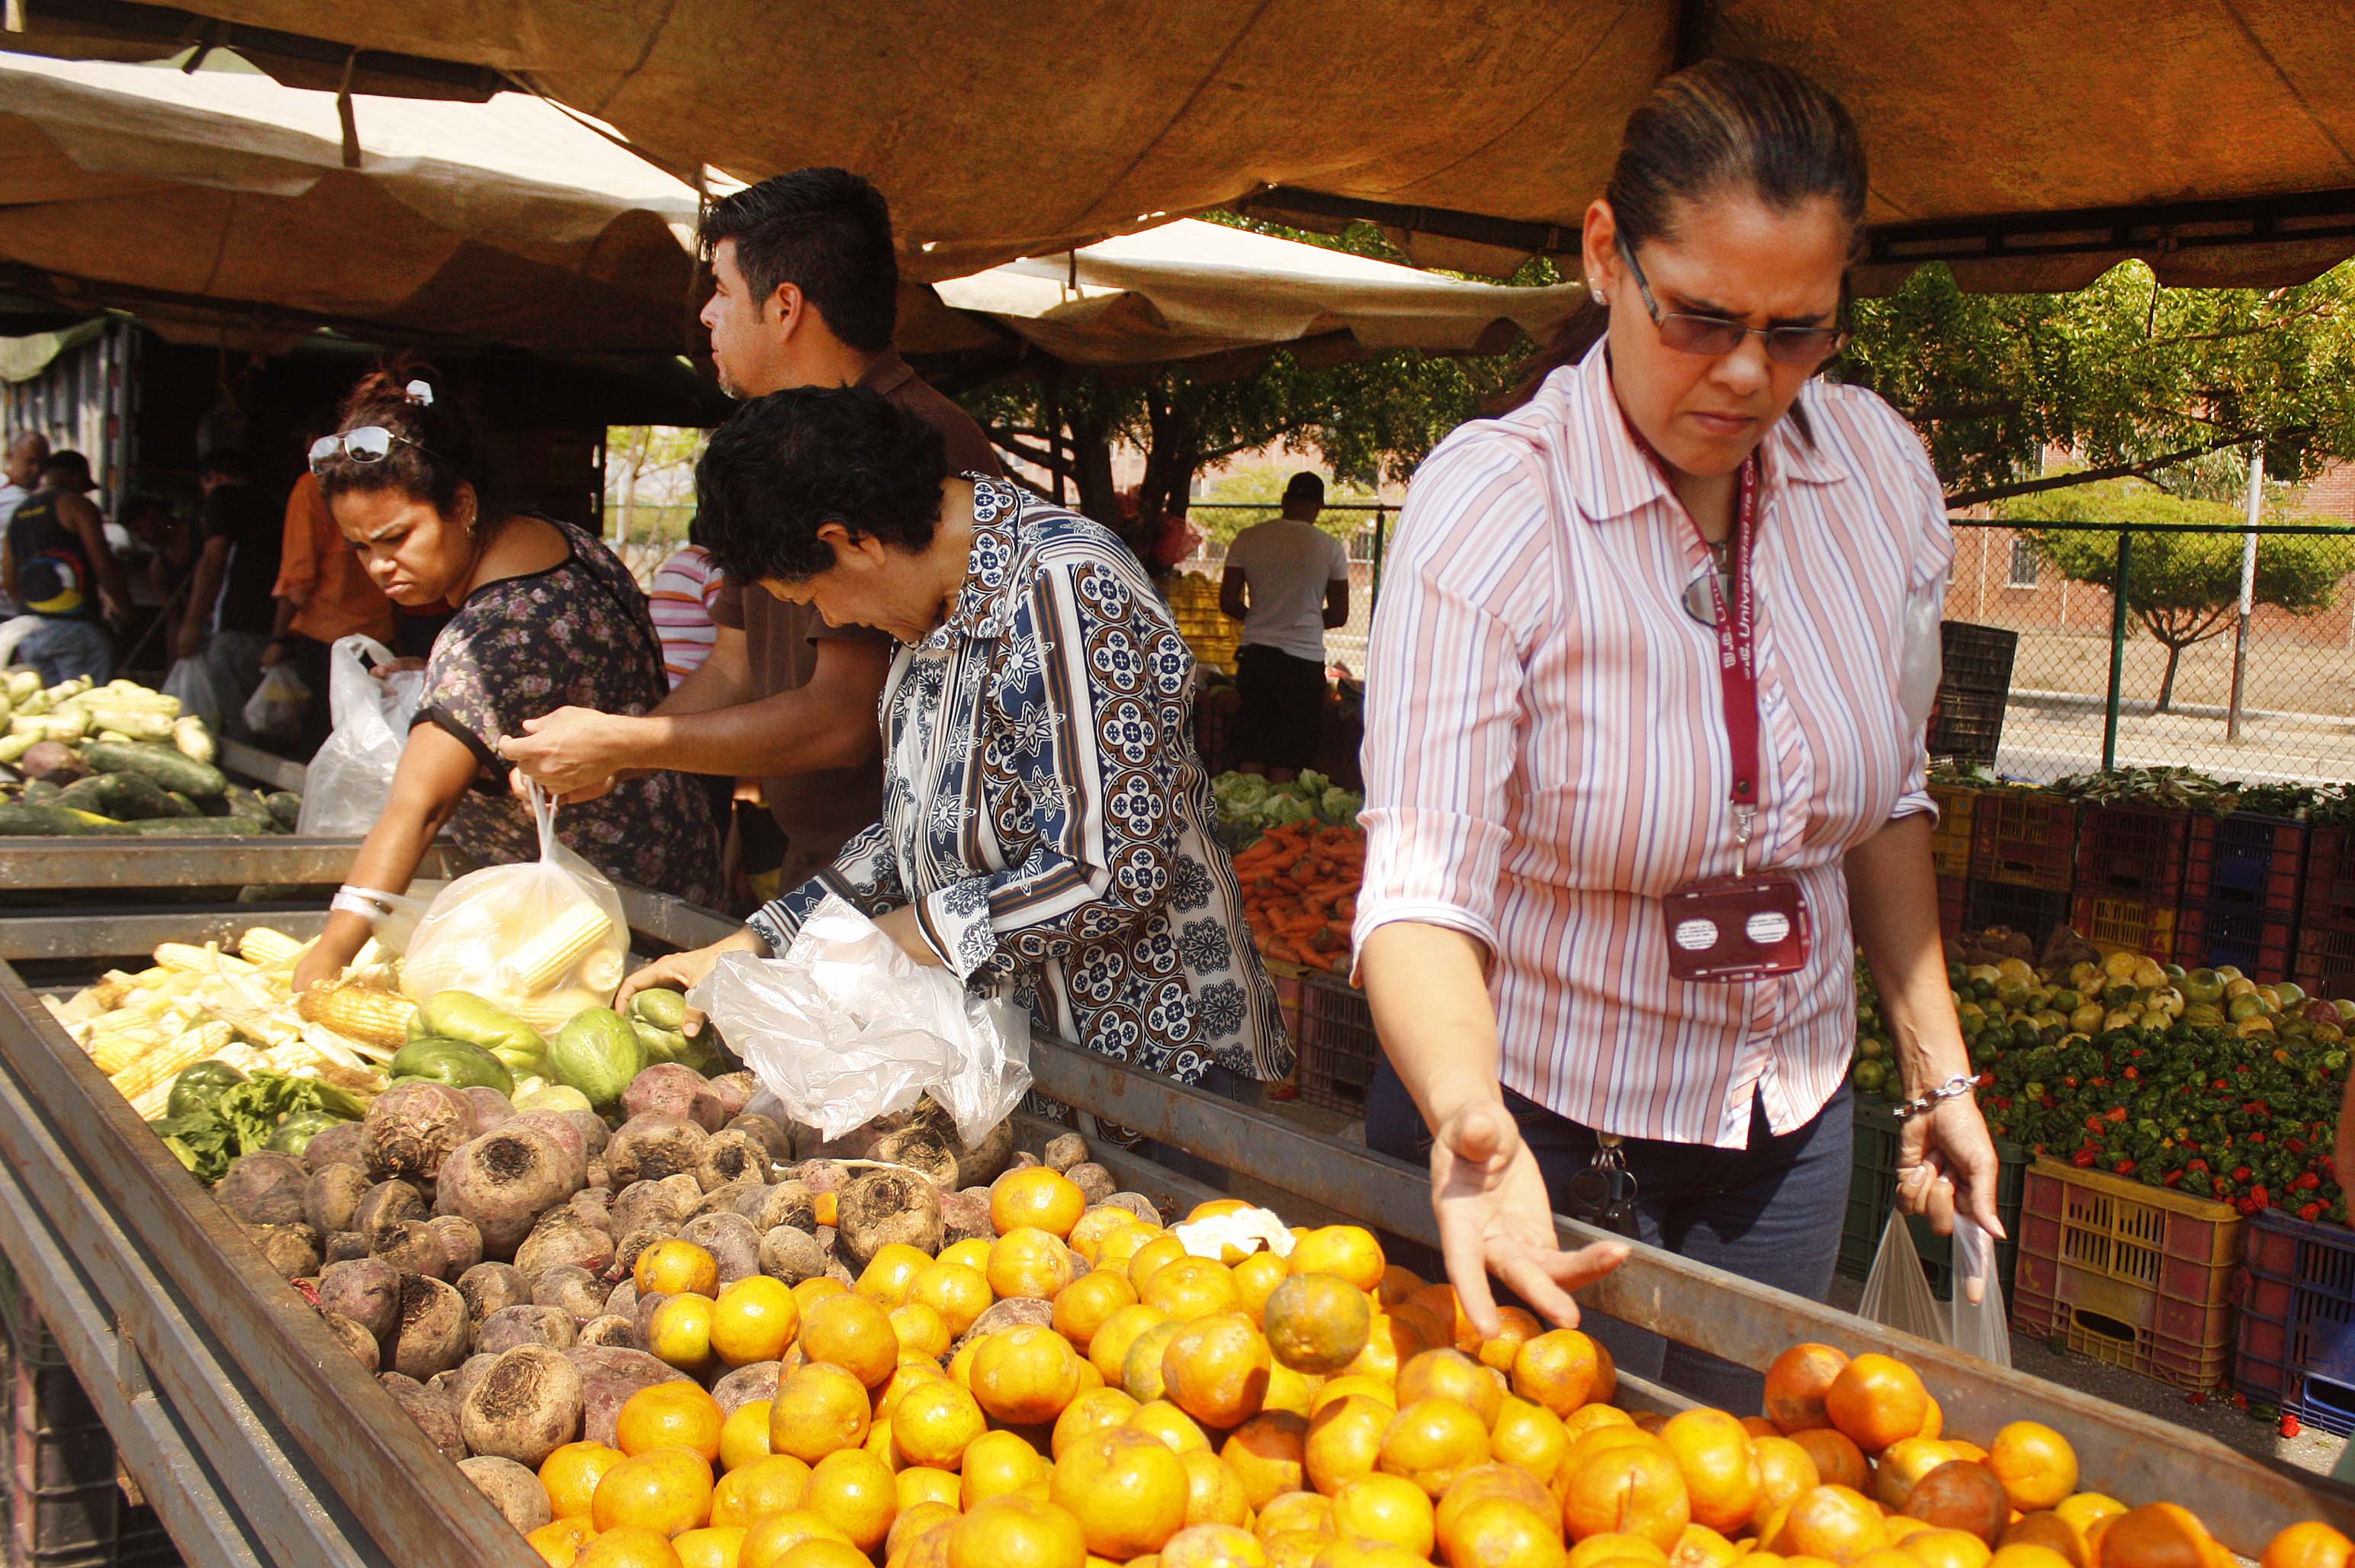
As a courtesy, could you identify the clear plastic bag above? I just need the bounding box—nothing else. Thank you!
[398,782,629,1036]
[298,635,427,837]
[160,654,229,732]
[240,661,310,739]
[1899,575,1951,734]
[1859,1211,2012,1367]
[689,894,1033,1148]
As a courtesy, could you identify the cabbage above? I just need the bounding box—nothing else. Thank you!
[1262,795,1315,827]
[1319,788,1363,824]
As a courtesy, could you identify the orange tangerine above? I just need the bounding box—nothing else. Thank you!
[1871,1439,1955,1513]
[1051,1426,1191,1558]
[1442,1496,1570,1568]
[593,1446,717,1537]
[737,1509,853,1568]
[857,1244,936,1308]
[1790,1429,1868,1494]
[1565,1534,1669,1568]
[1091,1303,1173,1382]
[671,1526,744,1568]
[1672,1523,1742,1568]
[527,1515,597,1566]
[638,1240,721,1298]
[1055,1386,1143,1457]
[1180,1448,1251,1528]
[1762,1345,1849,1436]
[1823,1355,1928,1456]
[1142,1258,1245,1322]
[1492,1396,1571,1481]
[1561,1404,1635,1441]
[1165,1522,1274,1568]
[791,1278,847,1313]
[1311,1541,1431,1568]
[1750,1436,1821,1531]
[876,1361,949,1420]
[543,1441,630,1518]
[1312,1376,1399,1415]
[1130,1398,1214,1455]
[1129,1233,1192,1287]
[1904,1531,1994,1568]
[975,1324,1086,1425]
[896,1466,962,1512]
[1305,1393,1393,1494]
[1399,1348,1504,1428]
[891,1379,989,1470]
[946,1496,1088,1568]
[1124,1319,1191,1403]
[712,1278,803,1368]
[711,1454,814,1528]
[890,1502,959,1562]
[719,1402,775,1473]
[1513,1330,1603,1417]
[1560,1444,1691,1549]
[1188,1199,1256,1223]
[619,1385,728,1464]
[1097,1225,1161,1271]
[1985,1423,2078,1515]
[1235,1251,1294,1322]
[768,1364,872,1464]
[989,1228,1080,1301]
[1070,1207,1143,1264]
[1222,1412,1309,1508]
[1772,1485,1886,1563]
[888,1301,953,1361]
[1163,1311,1274,1428]
[1344,1311,1430,1385]
[1287,1226,1386,1292]
[799,1292,899,1389]
[1659,1409,1761,1536]
[770,1541,866,1568]
[1263,1360,1322,1419]
[1984,1550,2073,1568]
[1333,1472,1439,1557]
[958,1429,1047,1508]
[1476,1306,1547,1375]
[649,1294,720,1375]
[803,1448,897,1554]
[1258,1492,1335,1539]
[1264,1274,1374,1375]
[1379,1396,1493,1499]
[2264,1522,2355,1568]
[1053,1270,1139,1349]
[911,1262,993,1338]
[994,1169,1089,1239]
[578,1525,687,1568]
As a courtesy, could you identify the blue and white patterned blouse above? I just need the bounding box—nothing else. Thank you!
[747,477,1293,1084]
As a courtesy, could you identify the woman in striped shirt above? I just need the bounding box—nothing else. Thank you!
[1354,58,2003,1404]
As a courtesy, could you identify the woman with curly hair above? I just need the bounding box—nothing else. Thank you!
[291,368,719,994]
[620,386,1290,1096]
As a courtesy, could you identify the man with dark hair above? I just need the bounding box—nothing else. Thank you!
[0,431,50,617]
[176,448,283,734]
[1220,471,1348,781]
[2,449,130,682]
[505,167,1004,886]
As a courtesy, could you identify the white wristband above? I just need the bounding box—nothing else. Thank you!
[331,886,395,921]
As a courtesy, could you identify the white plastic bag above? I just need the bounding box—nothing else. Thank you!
[241,661,310,740]
[689,894,1033,1148]
[1899,578,1951,734]
[398,782,629,1036]
[298,635,426,837]
[1859,1211,2012,1367]
[160,654,230,732]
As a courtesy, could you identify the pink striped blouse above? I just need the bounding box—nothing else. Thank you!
[1354,345,1952,1148]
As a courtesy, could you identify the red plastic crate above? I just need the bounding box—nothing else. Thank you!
[1927,784,1978,881]
[2184,814,2306,918]
[1293,972,1379,1115]
[2010,1159,2244,1390]
[2293,921,2355,1004]
[2067,892,2181,963]
[1936,876,1968,940]
[1969,792,2077,893]
[2174,902,2296,982]
[2074,804,2193,901]
[2303,825,2355,927]
[2234,1209,2355,1434]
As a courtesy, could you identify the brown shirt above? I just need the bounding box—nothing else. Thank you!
[710,350,1004,881]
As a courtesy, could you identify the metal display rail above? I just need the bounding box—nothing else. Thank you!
[0,842,2348,1561]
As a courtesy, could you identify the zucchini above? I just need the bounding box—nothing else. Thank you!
[118,815,262,837]
[265,792,304,831]
[0,803,96,836]
[162,791,201,818]
[56,772,174,821]
[79,741,227,799]
[20,779,60,805]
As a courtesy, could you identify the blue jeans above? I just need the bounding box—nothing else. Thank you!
[1366,1059,1852,1410]
[14,618,113,685]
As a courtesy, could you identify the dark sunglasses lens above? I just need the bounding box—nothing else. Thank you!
[1766,328,1846,365]
[1658,316,1749,355]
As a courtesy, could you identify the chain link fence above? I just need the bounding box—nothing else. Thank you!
[1949,518,2355,785]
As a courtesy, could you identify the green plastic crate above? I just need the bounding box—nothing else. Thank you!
[1837,1095,2026,1303]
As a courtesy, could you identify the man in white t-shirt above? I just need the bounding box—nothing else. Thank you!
[1219,471,1349,780]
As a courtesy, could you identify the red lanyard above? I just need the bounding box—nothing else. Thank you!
[1692,454,1766,864]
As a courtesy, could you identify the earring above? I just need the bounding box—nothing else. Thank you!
[1592,289,1608,307]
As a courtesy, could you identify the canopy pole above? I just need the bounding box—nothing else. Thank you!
[2227,444,2263,742]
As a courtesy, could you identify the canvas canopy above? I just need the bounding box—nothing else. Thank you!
[920,218,1589,366]
[11,0,2350,293]
[0,49,702,352]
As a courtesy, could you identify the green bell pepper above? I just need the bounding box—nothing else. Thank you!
[268,1109,345,1156]
[165,1060,247,1123]
[388,1036,516,1095]
[409,991,548,1078]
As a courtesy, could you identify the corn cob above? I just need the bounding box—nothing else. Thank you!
[111,1020,236,1102]
[236,927,307,968]
[296,985,417,1049]
[172,716,215,766]
[154,942,253,975]
[88,1022,165,1074]
[504,901,616,993]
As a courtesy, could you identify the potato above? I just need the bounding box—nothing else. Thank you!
[621,1065,728,1132]
[530,1266,606,1322]
[380,1371,464,1460]
[459,1456,554,1534]
[679,1213,760,1284]
[514,1209,615,1281]
[434,1126,583,1258]
[458,1263,531,1328]
[605,1113,710,1186]
[353,1180,428,1235]
[217,1151,309,1226]
[1042,1133,1089,1174]
[1065,1163,1116,1206]
[477,1304,579,1354]
[429,1216,484,1279]
[696,1130,773,1192]
[460,1345,584,1469]
[758,1226,826,1285]
[390,1274,472,1380]
[304,1163,374,1235]
[303,1121,368,1174]
[317,1258,402,1344]
[363,1082,475,1184]
[322,1311,381,1373]
[712,1361,781,1416]
[565,1346,690,1448]
[835,1168,943,1268]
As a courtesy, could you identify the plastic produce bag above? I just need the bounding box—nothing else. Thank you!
[689,894,1032,1148]
[160,654,230,732]
[241,661,310,740]
[1859,1212,2011,1367]
[398,782,629,1036]
[298,635,426,837]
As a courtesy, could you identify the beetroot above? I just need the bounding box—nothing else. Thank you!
[368,1221,447,1279]
[433,1125,581,1258]
[509,1111,589,1187]
[605,1113,709,1186]
[459,1345,583,1467]
[712,1361,781,1415]
[304,1164,372,1234]
[611,1174,700,1237]
[564,1110,612,1163]
[679,1213,760,1284]
[317,1258,401,1344]
[696,1130,772,1192]
[246,1222,322,1280]
[1066,1163,1116,1206]
[380,1372,464,1460]
[621,1065,728,1131]
[530,1266,606,1322]
[577,1314,635,1349]
[354,1180,426,1235]
[429,1216,484,1278]
[1100,1192,1163,1226]
[461,1086,516,1136]
[477,1304,578,1354]
[362,1082,474,1184]
[1043,1133,1088,1173]
[704,1072,758,1123]
[514,1209,615,1281]
[303,1121,368,1173]
[217,1152,308,1226]
[459,1456,553,1534]
[322,1312,380,1373]
[457,1262,530,1327]
[939,1188,993,1245]
[959,1297,1055,1348]
[324,1232,371,1264]
[726,1113,792,1165]
[20,741,87,783]
[758,1226,825,1284]
[836,1168,943,1268]
[389,1275,471,1380]
[750,1182,817,1234]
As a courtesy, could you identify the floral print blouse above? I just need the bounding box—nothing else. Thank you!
[748,478,1291,1084]
[416,516,720,907]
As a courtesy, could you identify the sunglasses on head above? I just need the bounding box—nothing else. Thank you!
[1614,233,1849,367]
[309,426,423,474]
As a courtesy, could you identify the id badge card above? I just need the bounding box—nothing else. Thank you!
[1663,872,1811,982]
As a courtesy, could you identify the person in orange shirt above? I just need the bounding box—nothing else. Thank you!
[265,468,397,757]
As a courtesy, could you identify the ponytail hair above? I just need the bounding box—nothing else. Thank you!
[314,359,507,522]
[1498,57,1867,412]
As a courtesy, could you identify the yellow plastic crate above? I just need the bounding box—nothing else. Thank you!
[1928,782,1978,881]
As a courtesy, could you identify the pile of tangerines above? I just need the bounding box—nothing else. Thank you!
[522,1166,2352,1568]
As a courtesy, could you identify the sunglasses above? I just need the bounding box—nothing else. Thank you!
[309,426,429,474]
[1614,233,1849,366]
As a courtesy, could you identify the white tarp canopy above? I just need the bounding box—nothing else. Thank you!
[924,219,1587,366]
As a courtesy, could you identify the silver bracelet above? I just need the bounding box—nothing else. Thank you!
[1890,1073,1977,1123]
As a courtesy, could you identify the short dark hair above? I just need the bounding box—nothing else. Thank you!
[1283,472,1325,512]
[315,361,507,522]
[39,450,91,486]
[198,448,252,482]
[696,387,948,585]
[698,168,899,353]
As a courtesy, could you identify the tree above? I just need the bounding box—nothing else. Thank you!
[1846,260,2355,506]
[2003,479,2347,712]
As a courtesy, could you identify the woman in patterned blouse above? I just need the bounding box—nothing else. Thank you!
[619,387,1290,1090]
[291,368,719,994]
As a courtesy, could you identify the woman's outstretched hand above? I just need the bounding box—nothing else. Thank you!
[1431,1099,1629,1338]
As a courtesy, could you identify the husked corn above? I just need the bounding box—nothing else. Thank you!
[237,928,308,968]
[505,901,615,993]
[111,1021,236,1101]
[295,985,417,1049]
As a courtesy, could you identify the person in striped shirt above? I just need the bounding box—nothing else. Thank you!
[647,541,723,688]
[1354,58,2003,1406]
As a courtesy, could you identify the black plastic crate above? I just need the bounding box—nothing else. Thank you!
[2184,814,2305,918]
[2074,804,2193,901]
[2175,902,2296,982]
[1926,687,2006,770]
[2237,1209,2355,1436]
[2302,826,2355,927]
[1293,974,1378,1115]
[1965,881,2072,948]
[1839,1096,2026,1301]
[1939,621,2019,695]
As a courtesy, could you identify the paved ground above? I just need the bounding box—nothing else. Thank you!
[1997,690,2355,785]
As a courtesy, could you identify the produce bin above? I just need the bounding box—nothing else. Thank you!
[2074,803,2193,902]
[2174,901,2297,980]
[1292,972,1377,1116]
[1837,1095,2025,1302]
[1926,687,2005,770]
[2294,920,2355,1004]
[1969,791,2077,893]
[1965,881,2072,948]
[1939,621,2020,694]
[1926,782,1977,881]
[2235,1208,2355,1435]
[2012,1158,2245,1391]
[1936,874,1968,939]
[2184,813,2306,919]
[2068,892,2182,963]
